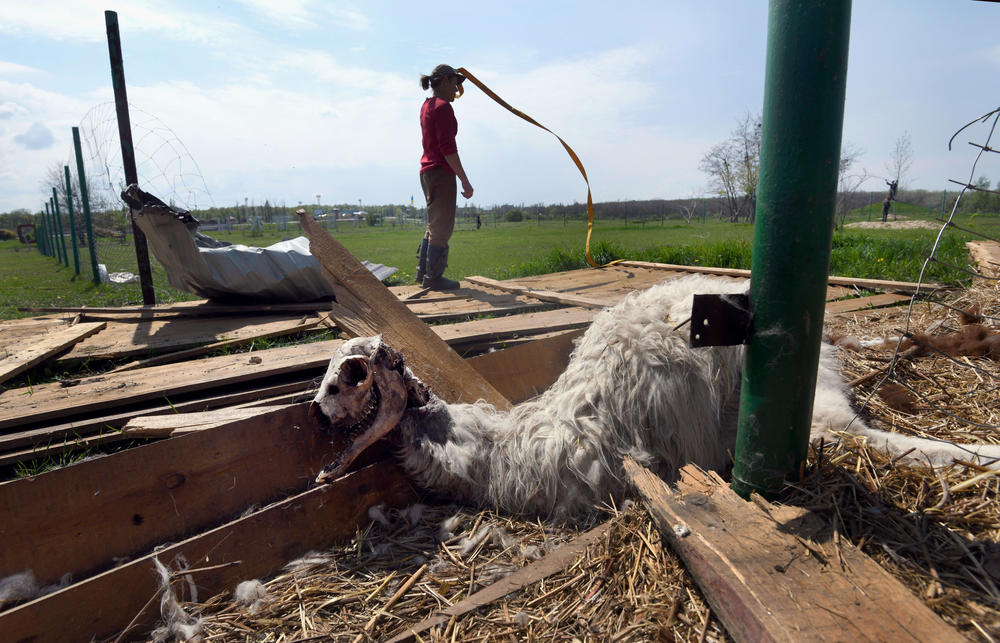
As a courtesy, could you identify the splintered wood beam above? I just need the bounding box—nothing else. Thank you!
[119,406,289,437]
[616,260,943,293]
[624,459,963,643]
[467,329,584,403]
[0,460,417,643]
[0,404,338,589]
[298,211,509,409]
[17,301,331,316]
[464,275,612,309]
[0,321,106,384]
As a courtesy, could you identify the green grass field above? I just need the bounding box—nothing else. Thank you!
[3,209,997,320]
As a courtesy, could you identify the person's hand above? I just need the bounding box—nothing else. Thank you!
[461,180,474,199]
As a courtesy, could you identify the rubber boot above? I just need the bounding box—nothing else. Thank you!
[415,238,429,284]
[422,244,460,290]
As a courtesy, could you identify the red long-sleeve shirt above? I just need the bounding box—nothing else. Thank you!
[420,97,458,175]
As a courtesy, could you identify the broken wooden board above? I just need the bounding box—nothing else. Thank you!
[435,306,597,346]
[408,292,548,323]
[108,316,322,372]
[59,313,324,363]
[298,211,509,408]
[0,460,417,643]
[0,316,73,348]
[467,329,584,403]
[0,339,342,431]
[0,404,335,590]
[18,300,330,317]
[624,459,962,642]
[0,379,316,461]
[967,240,1000,278]
[823,292,913,315]
[0,321,106,384]
[617,260,944,293]
[119,406,288,437]
[465,275,612,309]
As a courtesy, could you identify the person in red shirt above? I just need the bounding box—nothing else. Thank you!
[416,64,474,290]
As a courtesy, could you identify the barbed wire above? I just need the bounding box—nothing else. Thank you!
[852,105,1000,450]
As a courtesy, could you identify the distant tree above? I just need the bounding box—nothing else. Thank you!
[835,143,871,228]
[699,113,760,223]
[504,209,523,222]
[886,131,913,187]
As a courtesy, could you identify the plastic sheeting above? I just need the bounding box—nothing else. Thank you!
[122,185,395,302]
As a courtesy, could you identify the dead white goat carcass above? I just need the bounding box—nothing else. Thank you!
[309,275,1000,520]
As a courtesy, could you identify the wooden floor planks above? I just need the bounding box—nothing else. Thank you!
[0,261,963,641]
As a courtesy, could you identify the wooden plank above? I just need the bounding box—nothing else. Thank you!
[0,460,416,643]
[298,211,509,408]
[465,275,612,309]
[0,379,317,458]
[624,459,962,643]
[0,321,106,384]
[108,315,321,372]
[433,306,596,345]
[967,240,1000,278]
[60,314,326,362]
[0,339,343,431]
[386,520,613,643]
[824,293,912,314]
[467,329,584,403]
[119,406,288,437]
[18,300,330,316]
[617,260,943,293]
[0,404,336,588]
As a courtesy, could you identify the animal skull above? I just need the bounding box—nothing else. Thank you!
[310,336,412,483]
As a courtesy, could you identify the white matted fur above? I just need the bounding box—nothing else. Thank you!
[320,275,1000,520]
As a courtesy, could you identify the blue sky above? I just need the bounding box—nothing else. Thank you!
[1,1,998,213]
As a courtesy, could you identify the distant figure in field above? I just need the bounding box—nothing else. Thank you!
[881,179,898,223]
[416,64,474,290]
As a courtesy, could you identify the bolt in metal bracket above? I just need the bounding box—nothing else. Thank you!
[689,293,753,347]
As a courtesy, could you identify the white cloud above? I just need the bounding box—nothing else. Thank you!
[0,1,249,47]
[0,60,42,77]
[13,122,55,150]
[234,0,370,31]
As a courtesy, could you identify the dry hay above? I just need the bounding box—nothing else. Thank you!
[192,503,724,642]
[176,281,1000,642]
[811,276,1000,638]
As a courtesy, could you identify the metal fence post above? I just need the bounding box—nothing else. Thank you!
[51,191,70,267]
[73,127,102,284]
[63,166,82,276]
[37,211,47,256]
[106,10,155,304]
[731,0,852,498]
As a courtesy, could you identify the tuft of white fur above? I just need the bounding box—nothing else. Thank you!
[367,503,391,528]
[234,580,269,615]
[150,558,202,643]
[0,570,39,606]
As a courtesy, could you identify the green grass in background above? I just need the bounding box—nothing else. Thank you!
[2,210,995,319]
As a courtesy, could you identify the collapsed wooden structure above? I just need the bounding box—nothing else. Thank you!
[0,223,970,640]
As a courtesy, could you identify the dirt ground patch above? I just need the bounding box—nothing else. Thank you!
[846,219,942,230]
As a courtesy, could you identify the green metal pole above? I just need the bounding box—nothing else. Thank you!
[47,205,58,259]
[63,166,81,276]
[73,127,102,285]
[43,204,52,257]
[867,191,872,221]
[37,210,47,256]
[941,190,946,215]
[51,194,69,266]
[731,0,852,498]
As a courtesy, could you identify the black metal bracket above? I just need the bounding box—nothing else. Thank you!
[689,293,753,347]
